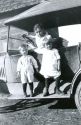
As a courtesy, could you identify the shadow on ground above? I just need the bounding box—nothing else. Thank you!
[48,99,76,109]
[0,98,76,114]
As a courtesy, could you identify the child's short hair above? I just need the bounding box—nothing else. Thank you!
[34,23,44,32]
[18,44,27,51]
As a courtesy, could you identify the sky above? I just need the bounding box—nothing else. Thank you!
[59,24,81,46]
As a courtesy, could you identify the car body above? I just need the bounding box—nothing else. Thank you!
[1,0,81,113]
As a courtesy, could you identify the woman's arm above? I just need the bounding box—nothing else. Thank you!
[34,48,45,54]
[22,34,37,48]
[54,49,61,71]
[57,59,61,71]
[22,33,35,39]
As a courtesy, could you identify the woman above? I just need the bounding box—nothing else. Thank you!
[22,23,52,49]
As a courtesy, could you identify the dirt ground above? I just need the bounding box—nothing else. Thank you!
[0,99,81,125]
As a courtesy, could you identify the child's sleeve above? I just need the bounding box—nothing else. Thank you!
[31,56,38,69]
[17,58,21,72]
[54,49,60,60]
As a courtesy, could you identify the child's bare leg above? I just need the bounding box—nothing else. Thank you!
[43,78,49,96]
[29,82,33,97]
[22,83,27,97]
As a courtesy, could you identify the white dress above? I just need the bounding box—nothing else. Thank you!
[17,55,38,83]
[36,48,61,79]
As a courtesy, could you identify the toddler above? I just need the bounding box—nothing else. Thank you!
[17,44,38,97]
[35,40,61,96]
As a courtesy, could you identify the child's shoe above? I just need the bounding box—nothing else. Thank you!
[56,89,63,94]
[30,92,33,97]
[43,91,49,96]
[43,87,49,96]
[24,93,28,97]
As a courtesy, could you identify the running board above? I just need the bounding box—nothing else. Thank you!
[7,93,71,99]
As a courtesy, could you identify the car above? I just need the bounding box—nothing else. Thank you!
[1,1,81,113]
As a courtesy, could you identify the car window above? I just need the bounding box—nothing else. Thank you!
[8,37,25,51]
[8,26,27,52]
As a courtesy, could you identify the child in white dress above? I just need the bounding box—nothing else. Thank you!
[35,40,61,96]
[17,44,38,97]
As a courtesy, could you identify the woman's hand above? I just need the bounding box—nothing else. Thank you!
[57,59,61,71]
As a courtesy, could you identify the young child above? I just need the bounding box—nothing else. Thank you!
[22,23,52,49]
[17,44,38,97]
[35,40,61,96]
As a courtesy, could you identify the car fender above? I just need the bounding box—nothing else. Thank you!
[71,68,81,95]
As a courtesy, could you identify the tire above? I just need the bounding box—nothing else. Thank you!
[75,81,81,114]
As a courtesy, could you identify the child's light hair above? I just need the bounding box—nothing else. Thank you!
[18,44,27,51]
[45,37,53,45]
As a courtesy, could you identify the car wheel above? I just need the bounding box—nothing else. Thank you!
[75,81,81,114]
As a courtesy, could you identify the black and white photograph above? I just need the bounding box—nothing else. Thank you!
[0,0,81,124]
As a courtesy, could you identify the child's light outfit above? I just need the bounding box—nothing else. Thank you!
[35,48,61,79]
[17,55,38,83]
[35,34,52,48]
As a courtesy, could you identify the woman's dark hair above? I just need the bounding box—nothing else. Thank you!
[33,23,44,32]
[18,44,27,50]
